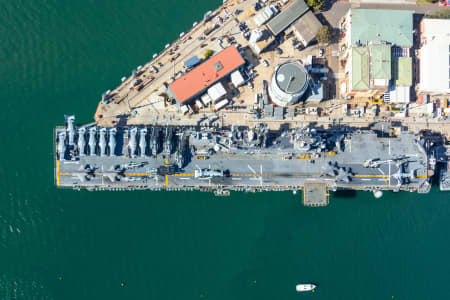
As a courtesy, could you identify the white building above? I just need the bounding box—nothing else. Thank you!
[249,28,275,54]
[253,6,277,27]
[207,82,227,102]
[230,70,245,88]
[268,61,309,107]
[419,19,450,94]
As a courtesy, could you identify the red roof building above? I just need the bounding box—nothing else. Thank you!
[168,46,245,104]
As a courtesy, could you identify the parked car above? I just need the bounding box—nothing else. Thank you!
[197,36,206,41]
[262,59,269,67]
[239,22,248,32]
[319,48,324,57]
[275,47,283,55]
[247,81,254,89]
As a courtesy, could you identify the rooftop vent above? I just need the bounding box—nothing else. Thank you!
[213,61,224,72]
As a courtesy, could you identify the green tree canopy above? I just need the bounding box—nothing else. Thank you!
[426,9,450,19]
[306,0,323,11]
[316,25,331,44]
[204,49,213,59]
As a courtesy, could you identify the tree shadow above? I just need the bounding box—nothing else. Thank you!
[320,0,338,12]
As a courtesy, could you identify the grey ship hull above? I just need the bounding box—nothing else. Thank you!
[54,116,433,200]
[440,167,450,191]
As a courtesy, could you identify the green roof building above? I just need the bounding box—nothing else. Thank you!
[369,44,391,80]
[351,44,396,92]
[351,47,369,91]
[350,9,413,48]
[393,57,412,86]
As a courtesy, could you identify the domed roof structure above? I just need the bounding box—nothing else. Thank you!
[268,61,309,107]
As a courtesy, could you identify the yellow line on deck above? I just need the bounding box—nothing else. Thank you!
[353,174,389,178]
[164,175,168,186]
[231,174,321,177]
[416,175,427,178]
[124,173,153,176]
[56,160,60,186]
[292,174,320,177]
[171,173,194,176]
[230,174,390,178]
[232,174,270,177]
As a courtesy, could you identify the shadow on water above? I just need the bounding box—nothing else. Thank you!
[331,189,357,198]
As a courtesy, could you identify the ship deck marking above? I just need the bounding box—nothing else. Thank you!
[56,160,60,186]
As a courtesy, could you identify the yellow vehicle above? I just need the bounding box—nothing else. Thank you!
[197,156,209,160]
[388,104,403,113]
[169,53,180,62]
[328,151,336,156]
[370,96,383,105]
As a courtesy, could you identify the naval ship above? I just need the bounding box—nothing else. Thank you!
[54,115,446,205]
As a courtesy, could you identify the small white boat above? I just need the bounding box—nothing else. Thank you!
[296,284,316,292]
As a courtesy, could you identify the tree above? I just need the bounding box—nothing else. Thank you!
[204,49,213,59]
[426,8,450,19]
[306,0,323,11]
[316,25,331,44]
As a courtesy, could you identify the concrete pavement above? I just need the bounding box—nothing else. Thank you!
[320,0,445,28]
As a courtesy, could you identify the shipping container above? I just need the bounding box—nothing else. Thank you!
[215,99,229,111]
[196,99,204,109]
[427,102,434,115]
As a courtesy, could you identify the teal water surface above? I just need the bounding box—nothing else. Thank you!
[1,0,449,299]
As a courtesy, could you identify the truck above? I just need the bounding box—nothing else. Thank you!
[215,99,229,111]
[134,76,154,91]
[204,24,219,36]
[254,93,259,104]
[196,99,204,109]
[169,53,180,62]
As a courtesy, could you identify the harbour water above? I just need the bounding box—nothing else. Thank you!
[1,0,449,299]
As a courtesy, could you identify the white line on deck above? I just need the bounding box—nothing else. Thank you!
[361,179,371,181]
[232,178,242,180]
[248,165,256,174]
[260,164,263,186]
[388,161,391,186]
[179,178,190,180]
[378,168,385,175]
[63,161,80,164]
